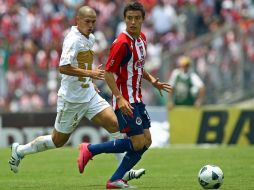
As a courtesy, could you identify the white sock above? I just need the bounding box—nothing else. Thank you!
[17,135,56,157]
[110,131,126,166]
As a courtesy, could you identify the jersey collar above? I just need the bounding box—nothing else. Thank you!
[72,26,91,40]
[123,31,136,41]
[72,26,94,48]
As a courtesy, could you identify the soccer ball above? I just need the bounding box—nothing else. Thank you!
[198,165,224,189]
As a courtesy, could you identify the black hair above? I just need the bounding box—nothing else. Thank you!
[124,1,145,19]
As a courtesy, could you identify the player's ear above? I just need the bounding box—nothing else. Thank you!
[76,15,80,25]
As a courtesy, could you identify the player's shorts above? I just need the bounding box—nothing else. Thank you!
[115,102,151,137]
[54,93,110,134]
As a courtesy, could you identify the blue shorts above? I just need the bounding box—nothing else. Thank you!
[115,102,151,137]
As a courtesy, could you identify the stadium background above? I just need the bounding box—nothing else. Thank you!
[1,0,254,147]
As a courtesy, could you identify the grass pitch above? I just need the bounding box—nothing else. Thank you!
[0,146,253,190]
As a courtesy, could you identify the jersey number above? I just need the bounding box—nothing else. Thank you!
[77,50,93,88]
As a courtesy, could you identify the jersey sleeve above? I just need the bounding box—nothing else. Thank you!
[59,36,78,66]
[168,69,179,86]
[191,73,204,88]
[105,40,127,73]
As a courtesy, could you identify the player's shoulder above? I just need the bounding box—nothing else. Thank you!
[172,68,181,75]
[190,71,201,80]
[64,28,81,45]
[64,27,95,48]
[114,32,130,44]
[110,32,130,50]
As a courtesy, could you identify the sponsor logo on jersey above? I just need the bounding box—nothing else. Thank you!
[134,59,145,70]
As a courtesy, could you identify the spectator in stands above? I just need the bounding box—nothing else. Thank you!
[150,0,177,36]
[1,0,254,111]
[168,56,205,109]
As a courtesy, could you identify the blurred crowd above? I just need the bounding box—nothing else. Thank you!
[0,0,254,112]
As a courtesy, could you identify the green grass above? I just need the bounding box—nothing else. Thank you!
[1,146,254,190]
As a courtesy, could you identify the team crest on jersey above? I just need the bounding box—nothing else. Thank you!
[134,59,145,70]
[136,117,142,125]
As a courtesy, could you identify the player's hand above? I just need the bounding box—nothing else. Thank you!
[88,64,105,80]
[168,102,174,110]
[152,78,173,96]
[116,95,133,117]
[194,99,202,108]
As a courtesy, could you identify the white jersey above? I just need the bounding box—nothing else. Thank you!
[58,26,97,103]
[169,69,204,89]
[169,68,204,98]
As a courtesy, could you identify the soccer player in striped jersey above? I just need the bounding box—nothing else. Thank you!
[77,2,172,189]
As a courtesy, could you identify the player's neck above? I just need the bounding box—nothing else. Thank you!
[81,32,90,39]
[126,30,140,39]
[77,26,90,39]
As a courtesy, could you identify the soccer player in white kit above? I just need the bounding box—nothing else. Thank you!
[9,6,144,182]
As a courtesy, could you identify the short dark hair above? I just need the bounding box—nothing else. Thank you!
[124,1,145,19]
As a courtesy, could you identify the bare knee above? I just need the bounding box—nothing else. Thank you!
[145,136,152,148]
[144,129,152,148]
[104,118,119,133]
[132,141,145,151]
[92,108,119,133]
[52,137,65,147]
[131,136,146,151]
[52,129,70,148]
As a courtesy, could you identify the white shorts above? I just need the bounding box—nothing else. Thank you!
[54,93,110,134]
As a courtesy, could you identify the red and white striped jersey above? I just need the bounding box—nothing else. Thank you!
[105,31,147,110]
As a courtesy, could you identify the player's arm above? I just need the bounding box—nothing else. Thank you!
[104,72,122,99]
[167,69,178,110]
[143,69,172,96]
[105,41,133,116]
[192,73,205,107]
[59,36,104,80]
[59,64,104,80]
[105,71,133,116]
[195,86,205,107]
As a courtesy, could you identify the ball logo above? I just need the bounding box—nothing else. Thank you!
[198,165,224,189]
[136,117,142,125]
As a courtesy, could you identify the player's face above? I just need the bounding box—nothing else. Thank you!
[124,10,144,38]
[77,12,96,38]
[181,64,189,73]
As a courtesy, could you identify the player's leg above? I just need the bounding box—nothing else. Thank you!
[9,97,84,173]
[78,106,136,173]
[108,103,152,184]
[109,131,146,181]
[91,107,128,165]
[77,94,138,173]
[9,128,73,171]
[107,134,146,179]
[14,129,71,157]
[122,103,152,181]
[121,128,151,181]
[108,132,151,185]
[9,134,57,173]
[109,131,126,166]
[85,96,136,155]
[82,94,137,155]
[87,96,145,153]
